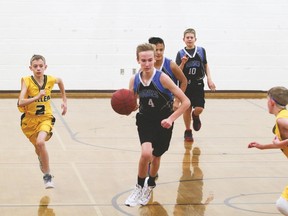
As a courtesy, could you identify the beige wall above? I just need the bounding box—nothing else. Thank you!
[0,0,287,90]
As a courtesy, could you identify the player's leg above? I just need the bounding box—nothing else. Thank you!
[33,142,44,173]
[140,125,172,206]
[192,106,203,131]
[35,131,50,174]
[192,106,203,116]
[36,126,54,189]
[183,106,193,141]
[125,113,154,207]
[192,84,205,131]
[148,156,160,185]
[125,142,153,207]
[138,142,153,178]
[139,156,159,206]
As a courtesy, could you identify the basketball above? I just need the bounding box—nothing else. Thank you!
[111,89,137,115]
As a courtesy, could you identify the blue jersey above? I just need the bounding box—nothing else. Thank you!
[133,69,173,117]
[161,57,177,85]
[176,46,207,82]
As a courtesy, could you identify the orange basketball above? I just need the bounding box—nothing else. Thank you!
[111,89,137,115]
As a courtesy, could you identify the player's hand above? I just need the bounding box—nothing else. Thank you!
[38,89,46,99]
[208,79,216,91]
[161,118,172,129]
[61,102,67,115]
[273,136,280,145]
[248,142,257,148]
[248,142,263,149]
[181,55,188,64]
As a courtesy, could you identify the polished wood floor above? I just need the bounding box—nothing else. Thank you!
[0,98,286,216]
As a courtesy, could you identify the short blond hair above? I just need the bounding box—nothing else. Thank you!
[184,28,196,37]
[30,54,46,65]
[268,86,288,107]
[136,43,155,60]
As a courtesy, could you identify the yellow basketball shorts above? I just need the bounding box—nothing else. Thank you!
[20,114,56,145]
[281,185,288,200]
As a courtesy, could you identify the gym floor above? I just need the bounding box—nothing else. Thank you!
[0,98,286,216]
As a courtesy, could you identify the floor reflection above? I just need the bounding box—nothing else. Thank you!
[139,192,168,216]
[173,142,213,216]
[38,196,55,216]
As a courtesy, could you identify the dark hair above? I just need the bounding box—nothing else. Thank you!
[148,37,165,47]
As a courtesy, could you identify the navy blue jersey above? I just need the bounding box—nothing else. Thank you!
[176,46,207,82]
[133,70,173,118]
[161,57,177,85]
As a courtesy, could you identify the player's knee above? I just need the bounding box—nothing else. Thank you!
[141,150,152,161]
[35,140,45,150]
[194,107,204,113]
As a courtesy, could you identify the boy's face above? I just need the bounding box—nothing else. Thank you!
[137,50,155,73]
[154,43,165,61]
[183,32,196,48]
[29,59,47,77]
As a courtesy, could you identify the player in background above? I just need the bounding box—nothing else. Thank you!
[148,37,187,110]
[18,54,67,189]
[147,37,188,179]
[176,28,216,142]
[248,86,288,215]
[125,43,190,207]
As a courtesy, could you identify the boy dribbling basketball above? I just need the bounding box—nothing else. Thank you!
[124,43,190,207]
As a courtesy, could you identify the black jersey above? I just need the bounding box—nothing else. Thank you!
[133,69,173,118]
[176,46,207,82]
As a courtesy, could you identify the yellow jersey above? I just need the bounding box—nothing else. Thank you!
[274,109,288,158]
[281,186,288,200]
[18,75,56,117]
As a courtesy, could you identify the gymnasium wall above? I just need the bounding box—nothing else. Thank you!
[0,0,287,91]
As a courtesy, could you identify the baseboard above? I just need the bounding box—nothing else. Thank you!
[1,90,267,99]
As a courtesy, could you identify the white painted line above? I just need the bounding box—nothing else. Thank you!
[71,162,103,216]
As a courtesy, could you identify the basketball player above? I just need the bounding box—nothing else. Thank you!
[18,54,67,189]
[175,28,216,142]
[147,37,188,179]
[248,86,288,215]
[125,43,190,207]
[148,37,187,110]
